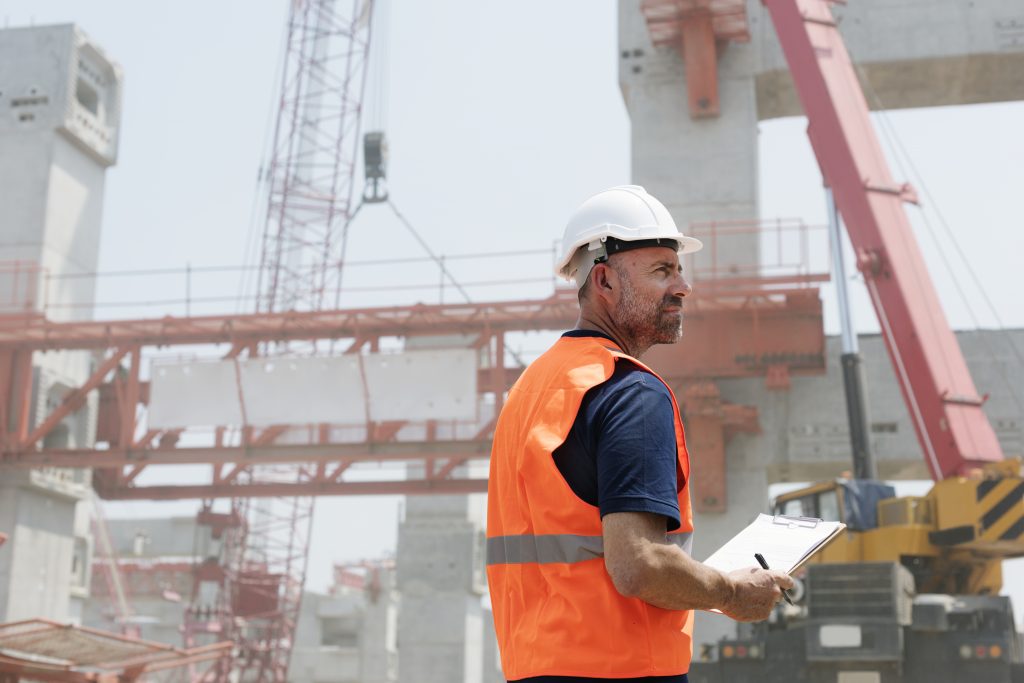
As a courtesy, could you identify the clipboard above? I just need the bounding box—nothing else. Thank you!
[772,513,823,528]
[769,514,847,573]
[701,513,846,576]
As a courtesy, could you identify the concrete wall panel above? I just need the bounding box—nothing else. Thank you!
[1,489,76,621]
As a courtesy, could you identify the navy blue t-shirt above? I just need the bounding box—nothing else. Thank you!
[554,330,682,531]
[510,330,687,683]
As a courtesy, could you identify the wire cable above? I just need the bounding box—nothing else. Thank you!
[365,0,390,131]
[333,199,364,309]
[847,50,1024,415]
[385,199,473,303]
[237,1,294,315]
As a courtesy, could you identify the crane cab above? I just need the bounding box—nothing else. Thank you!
[770,470,1023,595]
[772,480,936,576]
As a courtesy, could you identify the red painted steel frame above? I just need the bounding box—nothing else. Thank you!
[763,0,1004,480]
[0,293,579,351]
[0,287,823,500]
[0,619,230,683]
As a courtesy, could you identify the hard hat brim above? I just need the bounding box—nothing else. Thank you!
[677,235,703,255]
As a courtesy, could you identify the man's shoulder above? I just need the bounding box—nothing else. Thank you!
[579,361,674,429]
[597,360,670,398]
[517,333,616,380]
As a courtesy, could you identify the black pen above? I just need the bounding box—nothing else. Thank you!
[754,553,794,606]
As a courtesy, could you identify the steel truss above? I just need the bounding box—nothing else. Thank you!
[764,0,1004,478]
[0,286,824,503]
[257,0,374,314]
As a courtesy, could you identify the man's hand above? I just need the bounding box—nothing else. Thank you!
[720,567,794,622]
[603,512,795,620]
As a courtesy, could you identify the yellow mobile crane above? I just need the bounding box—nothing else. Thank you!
[772,458,1022,596]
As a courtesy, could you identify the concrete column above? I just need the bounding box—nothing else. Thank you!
[359,567,399,683]
[0,24,121,623]
[0,479,79,621]
[397,493,486,683]
[481,606,503,683]
[619,1,761,275]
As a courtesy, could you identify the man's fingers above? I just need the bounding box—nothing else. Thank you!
[772,571,794,590]
[723,567,794,621]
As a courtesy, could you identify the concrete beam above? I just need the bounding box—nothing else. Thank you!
[757,52,1024,120]
[753,0,1024,118]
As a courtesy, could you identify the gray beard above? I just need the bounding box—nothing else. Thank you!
[614,271,683,352]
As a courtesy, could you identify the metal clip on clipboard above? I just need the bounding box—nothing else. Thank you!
[772,514,823,529]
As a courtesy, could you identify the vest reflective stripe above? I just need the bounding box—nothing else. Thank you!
[487,335,695,679]
[486,532,694,566]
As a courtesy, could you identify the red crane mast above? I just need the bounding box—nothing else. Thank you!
[184,0,376,680]
[763,0,1005,481]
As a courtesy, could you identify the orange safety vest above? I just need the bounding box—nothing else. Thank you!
[486,335,695,680]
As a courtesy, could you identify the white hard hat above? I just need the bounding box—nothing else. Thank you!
[556,185,702,286]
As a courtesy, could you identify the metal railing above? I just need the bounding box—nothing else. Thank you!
[0,220,830,321]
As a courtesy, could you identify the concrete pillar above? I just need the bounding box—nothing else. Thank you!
[396,493,486,683]
[481,606,503,683]
[359,567,399,683]
[0,23,120,326]
[0,480,79,621]
[619,1,760,275]
[291,580,398,683]
[0,23,121,623]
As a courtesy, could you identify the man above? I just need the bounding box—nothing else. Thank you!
[486,186,792,682]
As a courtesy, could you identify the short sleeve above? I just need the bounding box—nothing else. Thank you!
[591,369,681,531]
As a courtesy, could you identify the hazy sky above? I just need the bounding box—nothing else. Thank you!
[4,0,1022,624]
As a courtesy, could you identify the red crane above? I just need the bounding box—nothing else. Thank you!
[762,0,1005,481]
[183,0,377,680]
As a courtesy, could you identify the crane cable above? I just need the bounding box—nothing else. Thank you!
[335,0,386,307]
[844,44,1024,416]
[336,4,486,309]
[386,199,472,303]
[364,0,390,132]
[237,2,294,314]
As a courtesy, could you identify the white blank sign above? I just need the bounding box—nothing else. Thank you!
[240,356,366,425]
[148,360,243,427]
[147,349,478,428]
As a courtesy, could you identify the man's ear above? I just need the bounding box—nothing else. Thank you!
[592,263,616,297]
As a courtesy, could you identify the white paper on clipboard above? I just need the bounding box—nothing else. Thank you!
[702,513,846,575]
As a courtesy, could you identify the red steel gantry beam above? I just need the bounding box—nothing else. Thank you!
[763,0,1004,480]
[0,284,824,501]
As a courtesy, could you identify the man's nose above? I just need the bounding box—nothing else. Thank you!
[671,273,692,298]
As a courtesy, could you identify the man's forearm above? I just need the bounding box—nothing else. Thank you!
[603,511,791,621]
[608,536,735,612]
